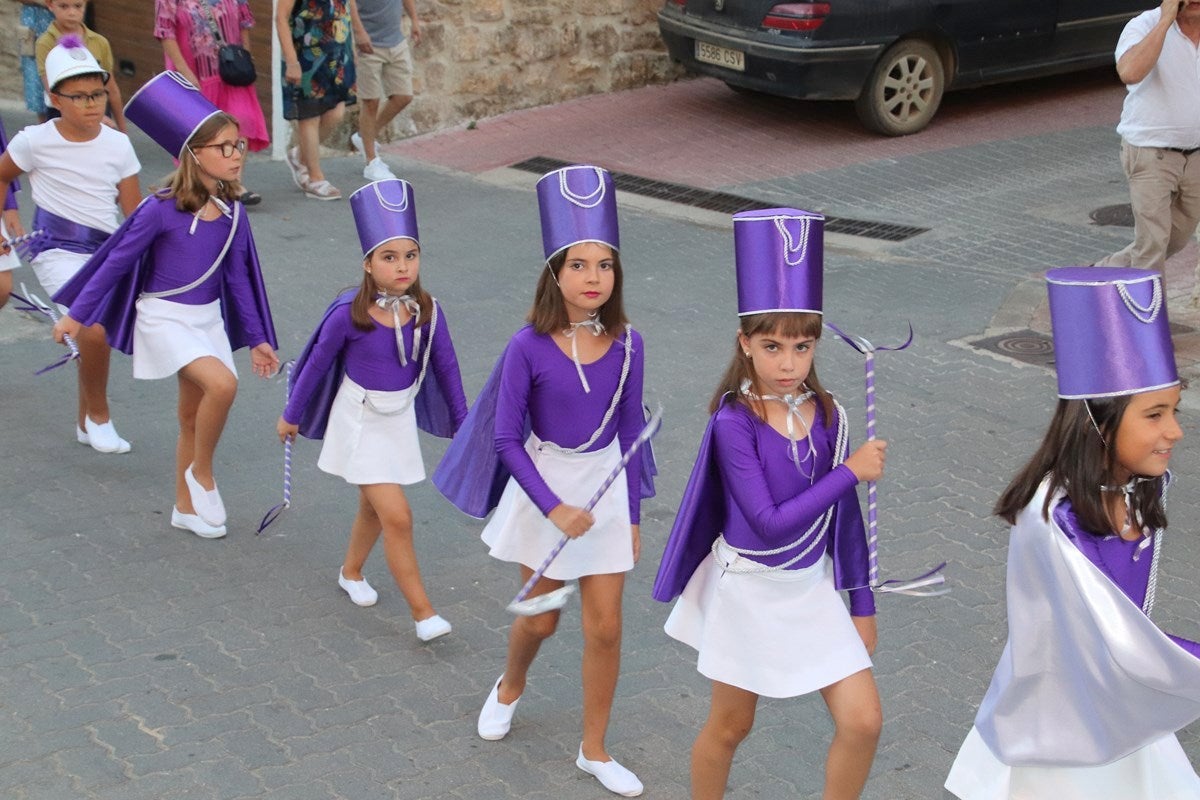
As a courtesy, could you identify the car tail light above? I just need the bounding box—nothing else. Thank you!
[762,3,830,31]
[669,0,685,6]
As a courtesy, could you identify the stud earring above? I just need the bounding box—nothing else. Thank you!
[743,350,751,357]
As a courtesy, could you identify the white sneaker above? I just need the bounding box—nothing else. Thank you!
[350,131,365,157]
[414,614,451,642]
[184,465,226,527]
[576,747,644,797]
[81,417,131,454]
[171,507,227,539]
[338,568,378,606]
[363,157,396,182]
[477,675,519,740]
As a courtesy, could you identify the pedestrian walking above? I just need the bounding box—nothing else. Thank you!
[945,267,1200,799]
[52,72,279,539]
[348,0,420,181]
[276,177,466,640]
[653,209,885,800]
[438,165,649,797]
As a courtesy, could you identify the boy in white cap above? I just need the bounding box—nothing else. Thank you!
[0,35,141,453]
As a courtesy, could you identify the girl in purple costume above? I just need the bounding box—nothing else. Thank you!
[53,113,279,539]
[660,311,887,800]
[474,240,647,796]
[276,183,467,643]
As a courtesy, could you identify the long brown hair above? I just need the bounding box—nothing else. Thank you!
[709,311,836,424]
[165,112,244,213]
[993,396,1167,535]
[527,247,628,334]
[349,245,433,332]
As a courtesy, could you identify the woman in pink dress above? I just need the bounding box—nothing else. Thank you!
[155,0,269,204]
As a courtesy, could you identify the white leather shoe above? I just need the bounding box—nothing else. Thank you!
[81,417,131,454]
[575,747,643,797]
[414,614,451,641]
[184,465,226,526]
[171,507,227,539]
[337,568,378,607]
[477,675,519,740]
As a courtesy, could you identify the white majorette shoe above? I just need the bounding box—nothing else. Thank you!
[576,747,643,797]
[171,507,227,539]
[477,675,520,740]
[184,465,226,527]
[80,417,131,454]
[337,568,378,607]
[414,614,451,642]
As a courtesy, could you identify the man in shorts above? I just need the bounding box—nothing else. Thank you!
[350,0,420,182]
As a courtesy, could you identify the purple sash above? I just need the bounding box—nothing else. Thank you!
[28,207,110,259]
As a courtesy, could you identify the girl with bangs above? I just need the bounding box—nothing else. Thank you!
[277,178,467,642]
[436,165,650,797]
[653,209,886,799]
[54,73,277,540]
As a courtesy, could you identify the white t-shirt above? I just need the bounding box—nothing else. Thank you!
[6,120,141,233]
[1116,9,1200,148]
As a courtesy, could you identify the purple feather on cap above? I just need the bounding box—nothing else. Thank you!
[536,165,620,262]
[1046,267,1178,399]
[60,33,84,49]
[349,179,419,256]
[125,71,222,159]
[733,208,824,316]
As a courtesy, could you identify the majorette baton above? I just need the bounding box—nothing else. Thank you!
[257,361,296,534]
[14,281,82,374]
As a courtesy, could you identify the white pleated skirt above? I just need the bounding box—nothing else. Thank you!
[318,376,425,486]
[132,297,236,380]
[481,436,634,580]
[946,725,1200,799]
[664,544,872,698]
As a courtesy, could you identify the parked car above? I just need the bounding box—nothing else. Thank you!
[657,0,1146,135]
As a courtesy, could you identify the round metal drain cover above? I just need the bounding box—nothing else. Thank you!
[1090,204,1135,227]
[994,334,1054,357]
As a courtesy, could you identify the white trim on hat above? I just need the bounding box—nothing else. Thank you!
[544,237,620,264]
[737,307,824,317]
[362,234,420,257]
[1057,378,1181,400]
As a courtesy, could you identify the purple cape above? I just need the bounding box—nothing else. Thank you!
[290,289,457,440]
[432,326,656,519]
[52,195,277,355]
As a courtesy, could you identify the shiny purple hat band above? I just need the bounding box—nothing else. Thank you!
[349,179,419,256]
[126,72,222,160]
[536,165,619,262]
[733,208,824,316]
[1046,267,1178,399]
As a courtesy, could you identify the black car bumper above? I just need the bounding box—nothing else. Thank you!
[658,9,885,101]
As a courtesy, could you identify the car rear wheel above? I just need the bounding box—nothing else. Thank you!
[855,39,945,136]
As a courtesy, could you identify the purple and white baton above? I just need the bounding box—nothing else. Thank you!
[15,282,81,374]
[3,229,46,261]
[257,361,295,534]
[826,323,947,597]
[507,405,664,616]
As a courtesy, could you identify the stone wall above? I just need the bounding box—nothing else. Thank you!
[0,0,682,135]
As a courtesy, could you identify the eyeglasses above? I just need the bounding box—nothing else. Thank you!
[192,139,248,158]
[52,90,107,106]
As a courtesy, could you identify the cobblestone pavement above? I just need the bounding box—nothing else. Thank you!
[3,68,1200,800]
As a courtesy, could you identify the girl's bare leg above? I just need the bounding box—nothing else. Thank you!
[818,668,882,800]
[341,488,383,579]
[495,566,564,704]
[690,680,759,800]
[359,483,435,621]
[175,357,237,490]
[577,571,625,762]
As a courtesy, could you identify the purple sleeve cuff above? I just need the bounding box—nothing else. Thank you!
[848,587,876,616]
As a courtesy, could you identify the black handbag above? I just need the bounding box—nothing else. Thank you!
[217,44,257,86]
[201,2,257,87]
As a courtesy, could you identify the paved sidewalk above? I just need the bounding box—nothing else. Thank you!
[3,69,1200,800]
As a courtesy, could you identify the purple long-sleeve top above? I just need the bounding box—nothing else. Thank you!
[713,401,875,616]
[1055,497,1200,658]
[66,196,269,346]
[494,325,645,524]
[283,300,468,428]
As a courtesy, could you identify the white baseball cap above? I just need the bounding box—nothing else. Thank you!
[45,34,109,91]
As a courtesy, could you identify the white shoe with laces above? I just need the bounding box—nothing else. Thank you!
[575,747,644,797]
[363,156,396,182]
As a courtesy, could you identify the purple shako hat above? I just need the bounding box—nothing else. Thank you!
[733,208,825,316]
[349,179,419,256]
[536,165,619,262]
[1047,267,1178,399]
[125,72,222,160]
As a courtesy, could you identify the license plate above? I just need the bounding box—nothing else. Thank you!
[695,40,745,72]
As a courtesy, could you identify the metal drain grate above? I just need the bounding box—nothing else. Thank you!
[970,329,1056,368]
[510,157,930,243]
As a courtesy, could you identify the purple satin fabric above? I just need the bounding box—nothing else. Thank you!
[348,179,418,255]
[125,71,222,160]
[536,166,619,260]
[1046,267,1177,398]
[28,207,110,259]
[287,290,466,440]
[1,119,18,212]
[733,209,824,316]
[653,399,874,616]
[52,195,277,355]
